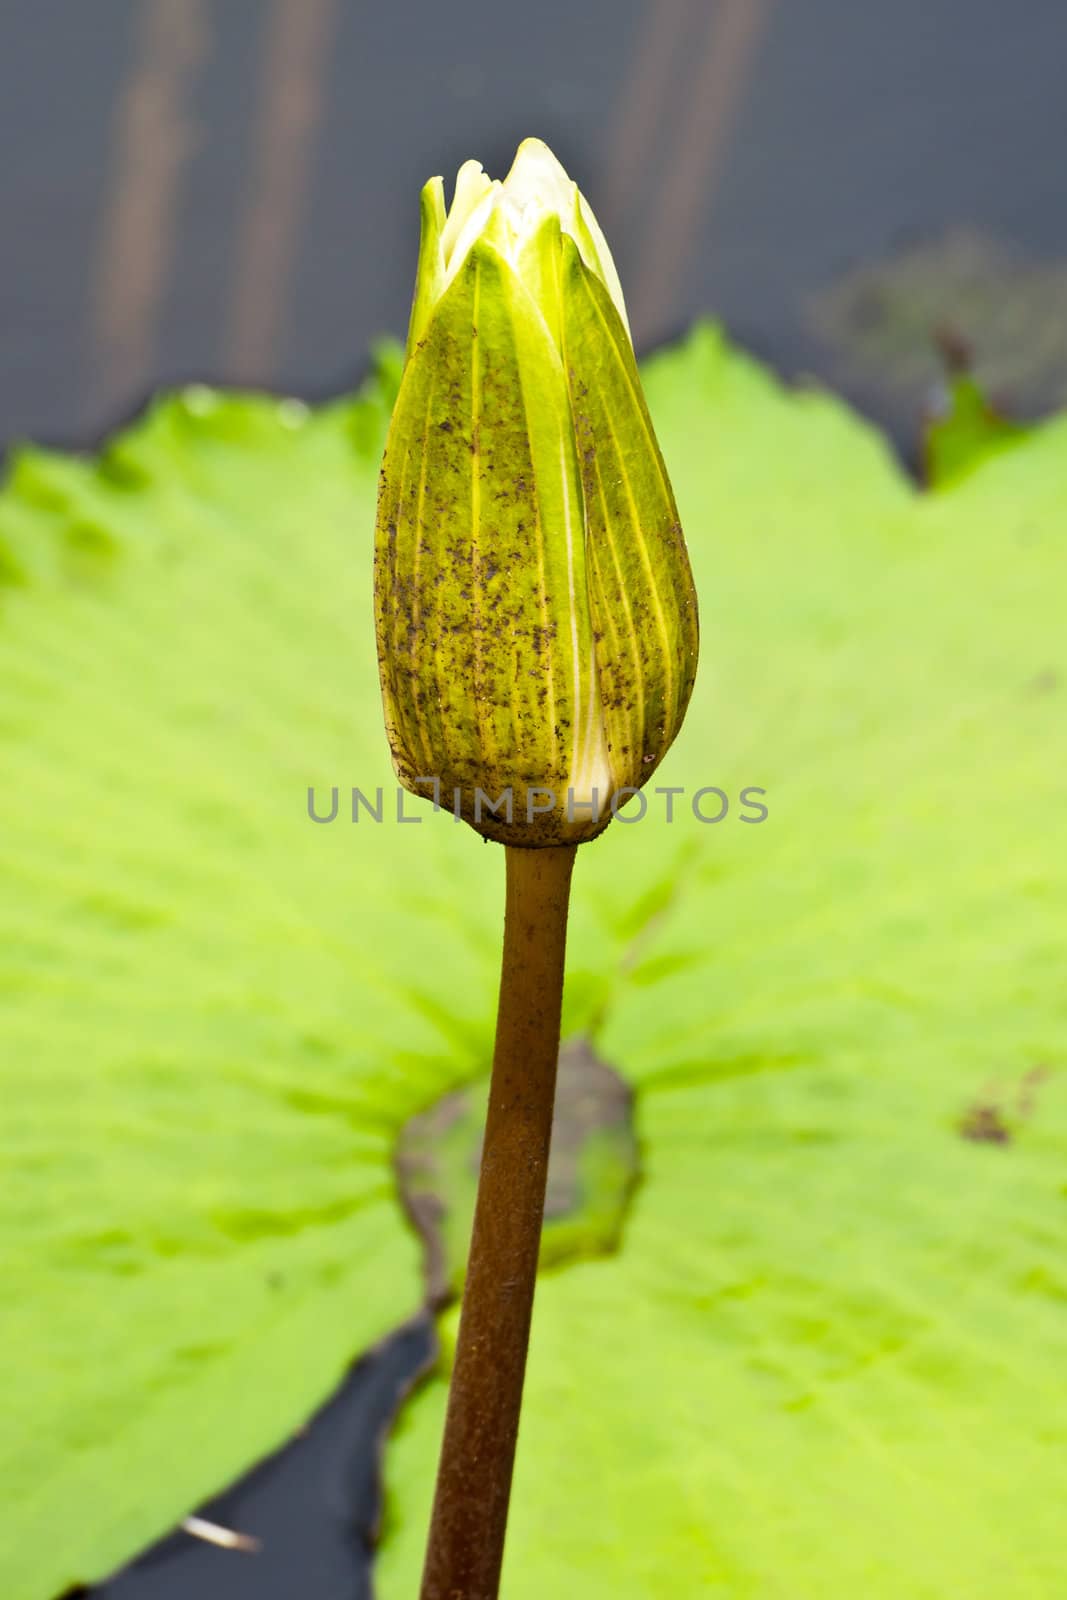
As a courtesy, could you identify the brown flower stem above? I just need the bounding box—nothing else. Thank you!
[420,841,579,1600]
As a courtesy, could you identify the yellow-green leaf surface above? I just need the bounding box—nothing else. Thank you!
[379,330,1067,1597]
[0,372,503,1598]
[2,328,1065,1599]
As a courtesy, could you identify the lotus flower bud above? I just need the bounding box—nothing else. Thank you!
[374,138,698,845]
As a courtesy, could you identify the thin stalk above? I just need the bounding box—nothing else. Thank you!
[420,841,578,1600]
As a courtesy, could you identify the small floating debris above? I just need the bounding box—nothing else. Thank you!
[181,1515,261,1553]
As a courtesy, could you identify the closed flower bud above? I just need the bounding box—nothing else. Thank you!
[374,138,699,845]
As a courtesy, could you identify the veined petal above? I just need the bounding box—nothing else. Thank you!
[378,139,698,846]
[558,235,699,785]
[503,139,630,336]
[406,177,447,354]
[375,238,610,843]
[511,210,565,356]
[442,183,501,290]
[571,191,631,340]
[440,159,494,265]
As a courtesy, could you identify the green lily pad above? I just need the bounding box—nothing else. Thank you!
[2,326,1065,1600]
[0,368,495,1599]
[377,327,1067,1597]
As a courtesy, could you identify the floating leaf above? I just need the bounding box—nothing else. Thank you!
[378,327,1067,1598]
[0,379,501,1599]
[924,372,1030,487]
[808,226,1067,422]
[2,327,1065,1600]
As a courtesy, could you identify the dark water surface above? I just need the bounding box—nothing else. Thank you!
[88,1319,434,1600]
[3,0,1067,453]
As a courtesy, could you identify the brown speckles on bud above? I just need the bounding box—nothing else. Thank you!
[373,141,698,846]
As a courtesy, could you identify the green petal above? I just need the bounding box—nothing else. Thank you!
[375,239,609,842]
[559,235,699,790]
[511,210,564,355]
[571,187,631,338]
[405,177,446,355]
